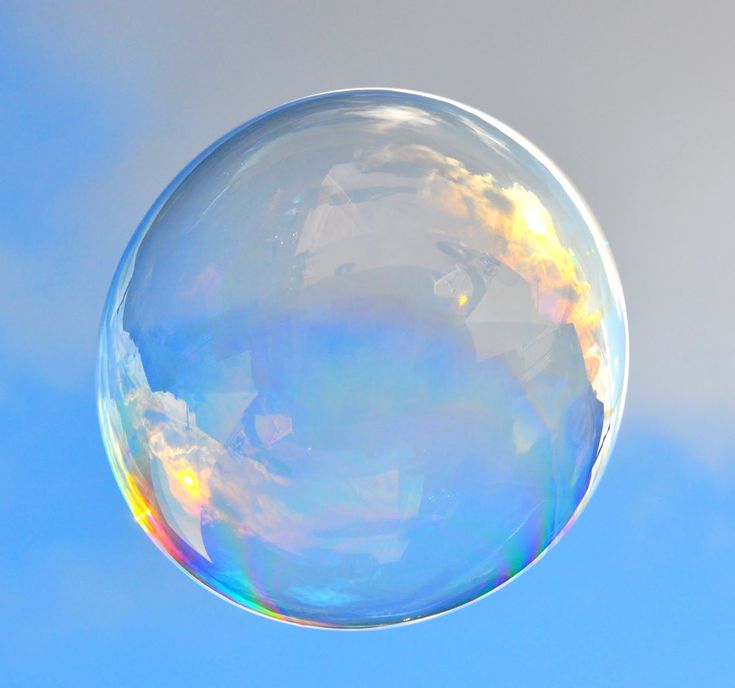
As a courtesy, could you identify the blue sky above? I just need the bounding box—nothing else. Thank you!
[2,3,733,685]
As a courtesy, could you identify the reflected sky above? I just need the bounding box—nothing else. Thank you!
[98,90,627,628]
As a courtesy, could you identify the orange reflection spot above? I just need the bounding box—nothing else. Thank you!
[174,468,202,501]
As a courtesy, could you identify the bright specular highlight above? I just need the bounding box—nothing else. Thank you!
[98,90,628,628]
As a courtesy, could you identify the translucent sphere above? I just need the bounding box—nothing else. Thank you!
[98,89,628,628]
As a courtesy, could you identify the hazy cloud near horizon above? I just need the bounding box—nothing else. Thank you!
[3,0,734,465]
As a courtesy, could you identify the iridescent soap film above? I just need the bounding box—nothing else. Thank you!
[98,90,628,628]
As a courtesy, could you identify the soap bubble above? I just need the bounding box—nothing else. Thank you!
[98,89,627,628]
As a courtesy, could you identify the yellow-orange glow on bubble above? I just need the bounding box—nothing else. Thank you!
[522,204,551,236]
[411,150,606,400]
[497,184,603,395]
[178,469,201,498]
[134,509,151,523]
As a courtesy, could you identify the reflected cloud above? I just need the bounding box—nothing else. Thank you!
[346,105,442,131]
[355,143,608,405]
[103,320,423,567]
